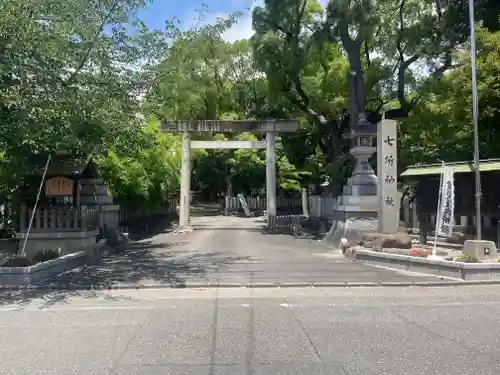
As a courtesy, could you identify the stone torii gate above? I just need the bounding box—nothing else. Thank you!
[161,120,299,229]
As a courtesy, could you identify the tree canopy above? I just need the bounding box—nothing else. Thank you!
[1,0,499,209]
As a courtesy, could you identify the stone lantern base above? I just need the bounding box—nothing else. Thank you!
[324,145,379,248]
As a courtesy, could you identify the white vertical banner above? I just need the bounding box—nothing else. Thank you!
[237,193,251,217]
[435,165,455,238]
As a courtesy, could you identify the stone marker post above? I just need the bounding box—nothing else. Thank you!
[377,119,398,233]
[301,188,309,217]
[179,130,191,228]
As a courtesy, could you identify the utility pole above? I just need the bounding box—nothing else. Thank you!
[469,0,482,239]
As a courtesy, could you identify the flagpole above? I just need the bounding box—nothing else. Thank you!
[469,0,482,240]
[432,162,445,257]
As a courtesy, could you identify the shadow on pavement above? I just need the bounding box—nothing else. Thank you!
[0,240,255,308]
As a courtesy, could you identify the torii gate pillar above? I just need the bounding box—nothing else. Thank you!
[266,131,277,216]
[179,130,191,228]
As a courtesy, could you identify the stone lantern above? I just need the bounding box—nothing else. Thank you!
[324,116,379,246]
[344,116,378,196]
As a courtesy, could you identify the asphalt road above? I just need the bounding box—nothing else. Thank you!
[2,285,500,374]
[39,216,445,288]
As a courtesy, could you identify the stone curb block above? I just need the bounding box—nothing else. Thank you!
[355,249,500,281]
[6,280,500,292]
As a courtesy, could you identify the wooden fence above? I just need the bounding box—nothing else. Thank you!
[118,201,177,223]
[399,198,500,233]
[308,196,337,218]
[267,214,302,234]
[306,195,499,234]
[224,196,301,211]
[19,205,100,232]
[306,195,435,228]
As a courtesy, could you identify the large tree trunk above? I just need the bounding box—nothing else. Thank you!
[350,50,366,119]
[345,44,366,128]
[339,21,366,128]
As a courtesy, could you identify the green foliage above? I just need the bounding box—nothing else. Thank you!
[0,0,160,203]
[147,11,312,198]
[98,119,181,209]
[400,28,500,168]
[456,254,479,263]
[33,248,61,264]
[0,0,153,152]
[3,0,500,209]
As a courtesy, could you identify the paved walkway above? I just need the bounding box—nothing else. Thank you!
[37,216,445,289]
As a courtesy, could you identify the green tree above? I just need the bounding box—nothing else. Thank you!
[401,28,500,166]
[98,119,181,209]
[146,12,308,198]
[0,0,158,199]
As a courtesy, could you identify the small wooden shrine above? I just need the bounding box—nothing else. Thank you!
[17,154,118,258]
[401,159,500,244]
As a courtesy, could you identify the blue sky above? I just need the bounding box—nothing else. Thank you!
[138,0,262,42]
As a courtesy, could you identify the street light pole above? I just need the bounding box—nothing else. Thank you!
[469,0,482,240]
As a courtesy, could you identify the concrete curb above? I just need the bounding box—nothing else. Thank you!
[355,249,500,281]
[4,279,500,292]
[0,251,87,287]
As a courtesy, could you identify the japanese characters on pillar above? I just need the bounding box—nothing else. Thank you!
[377,119,398,233]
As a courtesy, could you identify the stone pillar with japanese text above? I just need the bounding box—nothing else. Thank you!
[377,119,398,233]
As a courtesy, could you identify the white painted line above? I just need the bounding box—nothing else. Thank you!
[273,301,500,308]
[363,263,464,281]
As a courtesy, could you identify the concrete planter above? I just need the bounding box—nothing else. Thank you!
[15,230,99,260]
[0,241,108,287]
[356,249,500,281]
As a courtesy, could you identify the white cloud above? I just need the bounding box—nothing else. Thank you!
[222,14,254,42]
[181,0,329,43]
[219,0,330,42]
[179,6,256,43]
[216,0,263,43]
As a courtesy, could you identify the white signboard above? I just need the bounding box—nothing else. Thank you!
[435,165,455,237]
[237,193,251,217]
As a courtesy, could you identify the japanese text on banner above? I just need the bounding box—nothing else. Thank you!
[435,166,455,237]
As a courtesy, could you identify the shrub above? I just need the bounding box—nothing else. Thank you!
[2,257,32,267]
[456,254,479,263]
[33,248,61,263]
